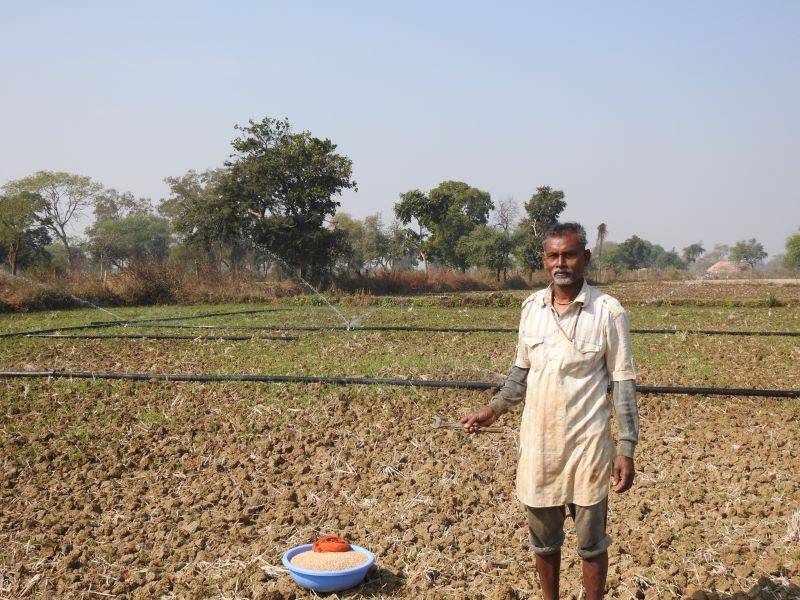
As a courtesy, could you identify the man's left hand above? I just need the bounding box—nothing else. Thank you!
[612,456,635,493]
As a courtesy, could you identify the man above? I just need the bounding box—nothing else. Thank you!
[461,222,639,600]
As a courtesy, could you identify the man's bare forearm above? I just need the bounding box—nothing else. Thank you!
[612,379,638,458]
[488,366,529,416]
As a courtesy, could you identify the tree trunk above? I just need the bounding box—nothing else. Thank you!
[9,246,18,276]
[57,231,72,270]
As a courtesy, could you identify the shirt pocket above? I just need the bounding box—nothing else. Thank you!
[562,338,603,375]
[523,335,546,370]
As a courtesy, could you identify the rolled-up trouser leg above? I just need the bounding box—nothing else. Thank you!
[526,505,566,556]
[526,498,611,559]
[570,498,611,559]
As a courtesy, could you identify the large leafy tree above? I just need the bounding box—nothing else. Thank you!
[3,171,104,269]
[94,189,151,223]
[0,191,51,274]
[459,225,514,281]
[395,181,493,272]
[785,228,800,269]
[682,243,705,265]
[87,214,170,269]
[385,221,418,270]
[160,169,247,270]
[602,235,686,271]
[331,212,390,274]
[221,117,356,281]
[331,212,368,274]
[514,186,566,273]
[394,189,434,272]
[730,238,768,269]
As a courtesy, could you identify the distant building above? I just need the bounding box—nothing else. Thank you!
[706,260,747,278]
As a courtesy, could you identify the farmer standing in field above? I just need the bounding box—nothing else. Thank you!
[461,222,639,600]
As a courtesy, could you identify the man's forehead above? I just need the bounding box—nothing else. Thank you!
[544,233,583,252]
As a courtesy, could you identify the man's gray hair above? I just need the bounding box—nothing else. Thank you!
[543,222,588,250]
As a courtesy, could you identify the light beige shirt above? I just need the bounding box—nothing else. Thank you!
[514,280,636,507]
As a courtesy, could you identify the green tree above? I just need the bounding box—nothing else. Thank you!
[784,229,800,269]
[87,214,170,269]
[3,171,104,269]
[682,243,705,264]
[0,191,50,274]
[360,214,390,269]
[613,235,653,270]
[730,238,768,269]
[394,189,434,272]
[221,117,356,281]
[395,181,493,271]
[331,212,367,274]
[161,169,249,271]
[513,186,566,274]
[94,189,151,222]
[602,235,686,271]
[459,225,514,281]
[653,248,685,270]
[385,220,418,270]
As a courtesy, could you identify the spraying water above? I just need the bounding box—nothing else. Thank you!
[264,250,352,328]
[3,272,124,320]
[346,305,383,328]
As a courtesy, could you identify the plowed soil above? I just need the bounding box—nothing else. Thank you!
[1,296,799,599]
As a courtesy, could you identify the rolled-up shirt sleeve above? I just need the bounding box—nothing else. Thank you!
[605,307,637,381]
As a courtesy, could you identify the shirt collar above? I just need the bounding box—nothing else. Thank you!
[542,278,590,308]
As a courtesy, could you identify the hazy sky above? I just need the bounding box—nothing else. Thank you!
[2,2,798,256]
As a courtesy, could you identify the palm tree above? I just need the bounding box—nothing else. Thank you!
[594,223,607,257]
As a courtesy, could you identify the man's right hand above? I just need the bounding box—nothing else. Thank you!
[460,406,498,433]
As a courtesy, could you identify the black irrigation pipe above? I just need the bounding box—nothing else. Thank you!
[89,307,287,326]
[633,328,800,337]
[0,370,797,397]
[0,308,289,340]
[27,333,297,341]
[0,323,116,339]
[99,322,800,337]
[135,323,519,333]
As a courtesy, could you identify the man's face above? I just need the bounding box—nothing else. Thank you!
[542,232,591,286]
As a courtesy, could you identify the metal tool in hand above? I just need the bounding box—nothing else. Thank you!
[432,416,502,433]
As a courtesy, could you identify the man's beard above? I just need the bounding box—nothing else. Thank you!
[553,273,574,286]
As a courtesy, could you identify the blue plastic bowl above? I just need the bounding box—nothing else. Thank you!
[282,544,375,593]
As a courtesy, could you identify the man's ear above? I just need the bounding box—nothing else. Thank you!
[584,249,592,263]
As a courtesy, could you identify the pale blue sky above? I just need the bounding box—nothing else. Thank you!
[1,2,798,255]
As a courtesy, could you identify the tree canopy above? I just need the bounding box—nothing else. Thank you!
[514,186,566,273]
[0,191,50,274]
[600,235,685,271]
[682,243,705,264]
[730,239,768,269]
[220,117,356,280]
[785,228,800,269]
[395,181,493,272]
[3,171,104,269]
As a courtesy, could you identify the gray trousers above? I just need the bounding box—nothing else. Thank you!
[526,497,611,559]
